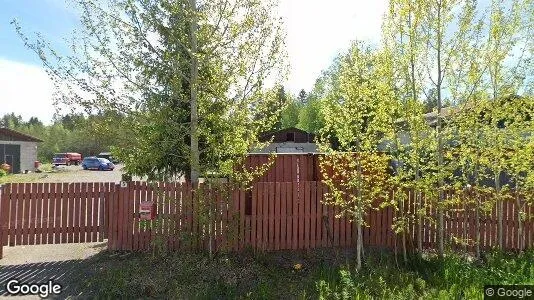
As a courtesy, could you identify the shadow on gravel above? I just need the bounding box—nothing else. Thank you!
[0,259,97,298]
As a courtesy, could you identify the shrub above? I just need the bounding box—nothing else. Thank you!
[0,163,10,173]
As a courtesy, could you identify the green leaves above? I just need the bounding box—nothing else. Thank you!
[16,0,288,181]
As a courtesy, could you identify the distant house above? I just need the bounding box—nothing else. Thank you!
[251,127,318,154]
[0,128,42,173]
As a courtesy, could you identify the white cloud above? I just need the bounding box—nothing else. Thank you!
[0,58,56,124]
[279,0,387,95]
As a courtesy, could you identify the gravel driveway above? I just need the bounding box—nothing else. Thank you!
[41,165,126,183]
[0,243,107,299]
[3,165,130,184]
[0,167,136,299]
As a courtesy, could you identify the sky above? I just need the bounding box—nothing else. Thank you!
[0,0,387,124]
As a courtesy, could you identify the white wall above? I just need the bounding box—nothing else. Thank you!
[1,140,39,172]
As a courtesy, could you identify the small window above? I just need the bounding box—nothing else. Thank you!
[286,132,295,142]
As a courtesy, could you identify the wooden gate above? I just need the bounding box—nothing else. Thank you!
[0,182,111,258]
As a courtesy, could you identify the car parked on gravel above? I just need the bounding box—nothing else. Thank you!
[82,157,115,171]
[97,152,119,164]
[53,152,82,166]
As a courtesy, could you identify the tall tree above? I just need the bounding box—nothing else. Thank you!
[0,113,23,128]
[15,0,287,182]
[279,94,300,129]
[392,0,481,256]
[485,0,530,249]
[383,0,430,257]
[297,89,307,104]
[319,42,395,270]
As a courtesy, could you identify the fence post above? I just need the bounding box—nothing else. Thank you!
[102,183,108,240]
[106,184,118,250]
[0,185,4,259]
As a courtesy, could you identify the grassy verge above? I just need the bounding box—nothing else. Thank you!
[0,173,42,184]
[77,248,534,299]
[0,163,68,184]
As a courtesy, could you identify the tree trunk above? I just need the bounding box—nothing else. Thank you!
[189,0,200,185]
[415,164,423,253]
[515,197,523,253]
[436,1,445,258]
[474,166,481,259]
[515,180,523,252]
[495,172,503,250]
[356,160,363,271]
[475,192,481,259]
[400,193,407,263]
[357,220,362,270]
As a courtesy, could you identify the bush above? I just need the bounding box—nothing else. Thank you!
[316,250,534,299]
[1,163,10,173]
[0,169,6,177]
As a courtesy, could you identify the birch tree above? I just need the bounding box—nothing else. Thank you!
[383,0,439,257]
[484,0,531,249]
[319,42,395,270]
[421,0,484,256]
[502,95,534,252]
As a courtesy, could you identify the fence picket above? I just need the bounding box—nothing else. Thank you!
[289,181,296,249]
[267,182,274,250]
[35,183,44,245]
[256,183,264,250]
[87,183,95,243]
[251,184,257,250]
[0,185,10,251]
[298,182,304,249]
[280,182,287,250]
[292,182,298,250]
[26,183,33,245]
[310,182,317,249]
[9,184,17,246]
[274,182,281,251]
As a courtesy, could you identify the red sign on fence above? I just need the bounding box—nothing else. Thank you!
[139,201,156,220]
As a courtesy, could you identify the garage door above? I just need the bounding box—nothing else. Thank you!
[0,144,21,174]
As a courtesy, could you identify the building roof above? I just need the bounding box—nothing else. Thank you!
[259,127,316,143]
[0,128,43,142]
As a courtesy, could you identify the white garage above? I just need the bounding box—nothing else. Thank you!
[0,128,42,174]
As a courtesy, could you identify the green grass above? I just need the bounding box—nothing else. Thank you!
[0,163,66,184]
[38,163,54,172]
[78,248,534,299]
[0,172,41,184]
[316,250,534,299]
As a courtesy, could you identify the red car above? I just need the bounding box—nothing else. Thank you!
[53,153,82,166]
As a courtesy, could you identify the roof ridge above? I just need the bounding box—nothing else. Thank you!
[0,127,44,142]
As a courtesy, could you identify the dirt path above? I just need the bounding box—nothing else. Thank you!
[0,243,106,299]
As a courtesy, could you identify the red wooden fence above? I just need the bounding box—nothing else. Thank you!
[108,181,388,252]
[244,154,320,182]
[1,182,532,258]
[243,154,384,183]
[108,181,534,253]
[0,182,110,258]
